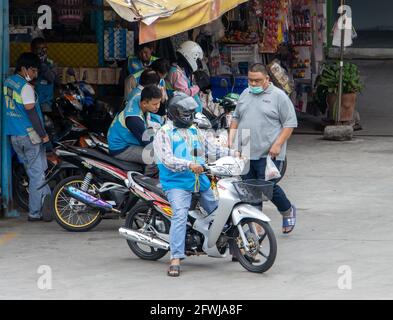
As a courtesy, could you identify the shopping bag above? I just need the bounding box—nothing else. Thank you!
[265,155,281,181]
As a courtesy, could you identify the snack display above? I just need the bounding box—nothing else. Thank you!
[267,59,294,95]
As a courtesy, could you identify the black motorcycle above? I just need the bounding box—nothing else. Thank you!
[42,142,143,232]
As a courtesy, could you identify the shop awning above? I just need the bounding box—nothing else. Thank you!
[106,0,248,43]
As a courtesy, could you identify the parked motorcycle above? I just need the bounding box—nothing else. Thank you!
[54,68,115,134]
[118,156,277,273]
[46,142,143,231]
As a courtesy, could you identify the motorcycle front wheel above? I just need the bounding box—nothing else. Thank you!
[229,218,277,273]
[124,202,170,261]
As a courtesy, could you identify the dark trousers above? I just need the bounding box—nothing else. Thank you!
[243,158,292,213]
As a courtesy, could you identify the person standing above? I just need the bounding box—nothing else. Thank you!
[229,63,298,234]
[166,41,204,113]
[30,37,58,113]
[4,52,51,221]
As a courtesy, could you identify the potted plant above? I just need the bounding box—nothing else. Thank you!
[316,61,363,123]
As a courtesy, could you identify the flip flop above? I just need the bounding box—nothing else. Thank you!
[167,264,180,277]
[282,205,296,234]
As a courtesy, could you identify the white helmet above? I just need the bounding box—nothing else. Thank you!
[177,41,204,72]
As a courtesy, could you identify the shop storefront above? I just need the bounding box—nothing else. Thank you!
[1,0,329,216]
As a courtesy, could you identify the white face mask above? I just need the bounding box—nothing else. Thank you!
[24,69,32,82]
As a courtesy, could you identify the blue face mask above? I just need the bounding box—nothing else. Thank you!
[249,86,264,95]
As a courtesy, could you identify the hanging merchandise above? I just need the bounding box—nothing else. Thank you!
[57,0,84,26]
[267,59,294,95]
[260,0,280,53]
[259,0,291,54]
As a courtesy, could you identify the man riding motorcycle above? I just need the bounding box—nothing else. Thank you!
[153,92,241,277]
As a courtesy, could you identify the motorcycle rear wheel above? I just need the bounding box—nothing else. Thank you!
[229,218,277,273]
[52,175,102,232]
[124,202,170,261]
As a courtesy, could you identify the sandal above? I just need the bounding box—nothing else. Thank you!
[282,205,296,234]
[167,264,180,277]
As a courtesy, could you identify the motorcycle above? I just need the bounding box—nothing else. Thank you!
[117,156,277,273]
[45,142,143,231]
[53,68,115,135]
[47,112,214,231]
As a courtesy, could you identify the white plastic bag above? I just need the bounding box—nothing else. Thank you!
[265,155,281,181]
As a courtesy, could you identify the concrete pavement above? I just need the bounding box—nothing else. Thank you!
[1,133,392,300]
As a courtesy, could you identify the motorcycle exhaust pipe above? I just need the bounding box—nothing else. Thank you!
[65,186,120,213]
[119,227,170,250]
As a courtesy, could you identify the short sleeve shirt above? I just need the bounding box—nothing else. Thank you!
[232,83,297,161]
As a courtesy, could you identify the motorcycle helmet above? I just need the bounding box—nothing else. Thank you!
[220,93,240,111]
[167,92,198,128]
[176,41,204,73]
[193,70,211,93]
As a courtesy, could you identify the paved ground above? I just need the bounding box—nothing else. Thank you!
[1,133,393,300]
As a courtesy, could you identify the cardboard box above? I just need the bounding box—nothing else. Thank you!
[79,68,99,84]
[98,68,120,85]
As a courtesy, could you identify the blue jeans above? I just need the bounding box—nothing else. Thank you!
[243,158,292,214]
[11,135,51,218]
[165,188,218,260]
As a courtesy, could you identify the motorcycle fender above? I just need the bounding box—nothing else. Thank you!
[37,162,78,190]
[231,204,271,226]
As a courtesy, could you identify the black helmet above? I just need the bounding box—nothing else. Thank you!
[167,92,198,128]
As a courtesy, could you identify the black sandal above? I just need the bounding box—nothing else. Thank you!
[167,265,180,277]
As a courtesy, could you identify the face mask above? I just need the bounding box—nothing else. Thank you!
[39,53,47,62]
[249,86,264,95]
[24,70,32,82]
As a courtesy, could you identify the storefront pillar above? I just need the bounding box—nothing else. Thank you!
[1,0,17,217]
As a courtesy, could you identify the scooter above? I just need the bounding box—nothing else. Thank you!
[117,156,277,273]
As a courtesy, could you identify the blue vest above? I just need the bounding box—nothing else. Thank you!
[35,58,55,107]
[157,124,210,192]
[127,55,158,81]
[108,95,162,152]
[3,74,44,136]
[125,85,142,106]
[166,65,203,113]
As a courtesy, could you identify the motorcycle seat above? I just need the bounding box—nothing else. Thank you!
[133,175,167,199]
[74,147,144,172]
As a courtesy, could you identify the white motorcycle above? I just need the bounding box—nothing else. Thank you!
[119,156,277,273]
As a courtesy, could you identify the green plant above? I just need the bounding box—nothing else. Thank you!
[318,62,363,94]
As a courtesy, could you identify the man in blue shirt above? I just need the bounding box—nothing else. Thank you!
[127,42,158,82]
[31,37,58,113]
[154,92,240,276]
[4,52,51,221]
[108,85,162,176]
[124,69,160,112]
